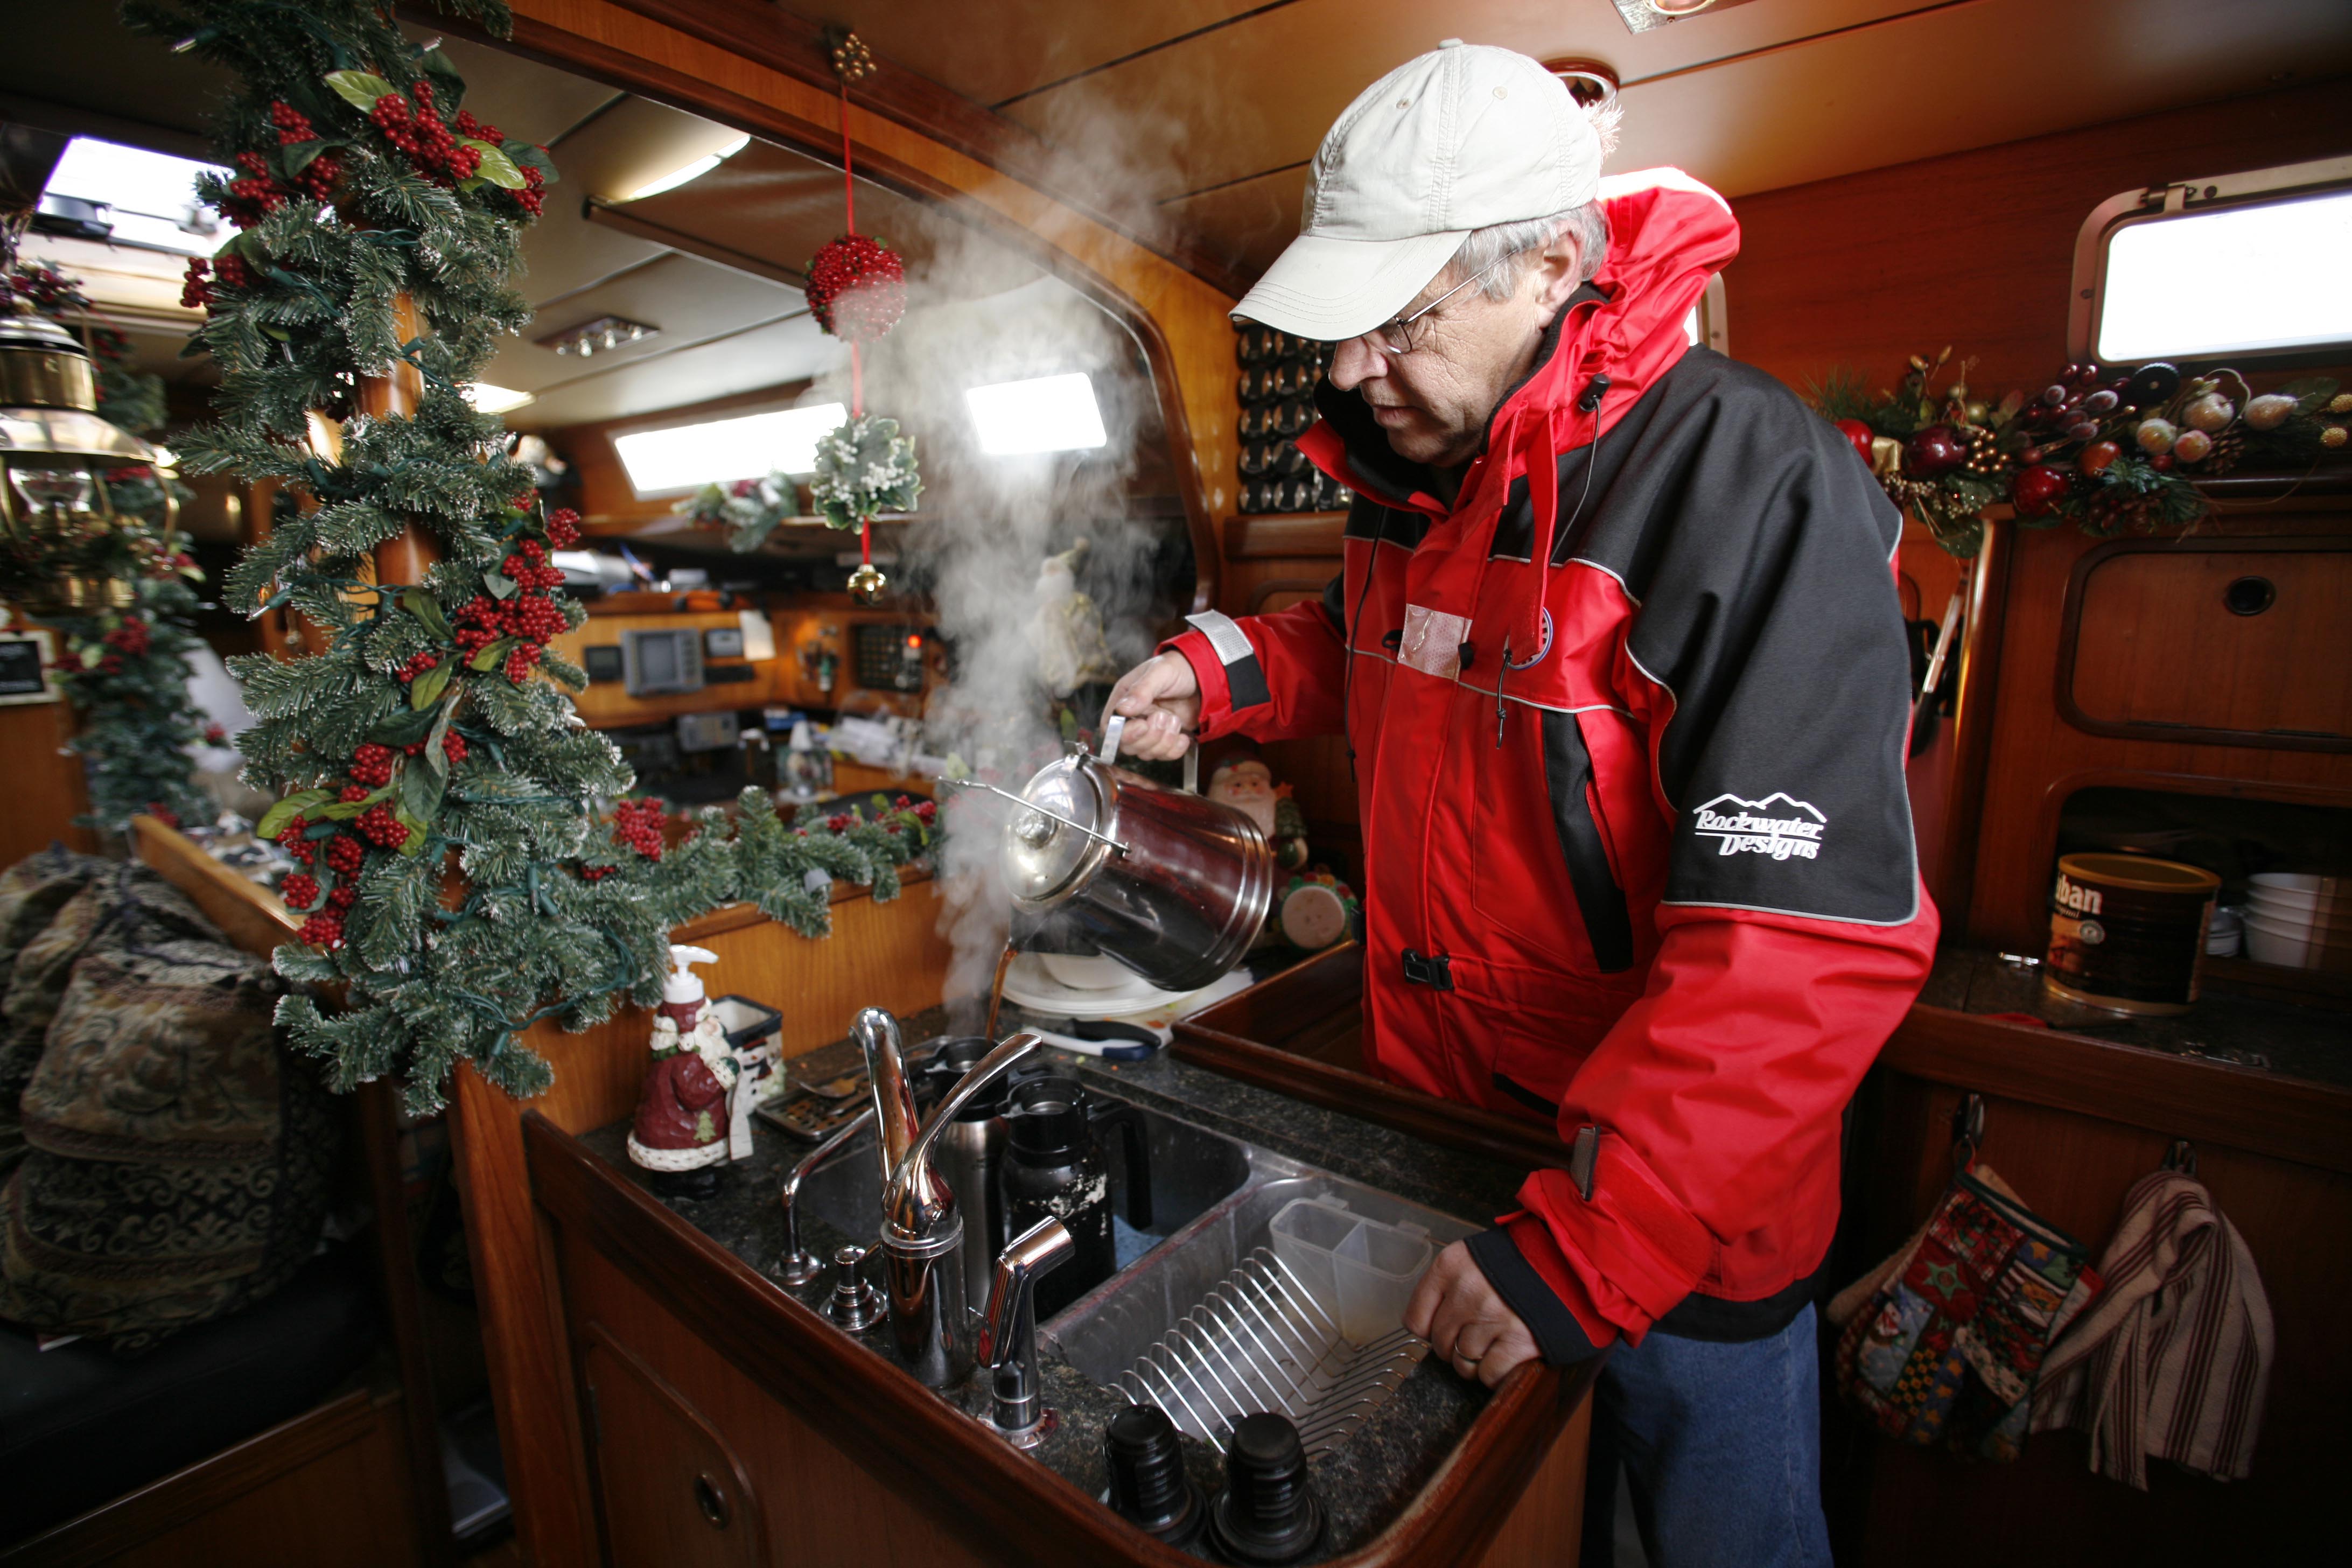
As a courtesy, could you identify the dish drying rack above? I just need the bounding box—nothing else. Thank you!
[1116,1246,1429,1458]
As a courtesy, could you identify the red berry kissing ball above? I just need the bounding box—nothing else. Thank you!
[804,235,907,344]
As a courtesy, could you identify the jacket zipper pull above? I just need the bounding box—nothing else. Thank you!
[1495,636,1509,747]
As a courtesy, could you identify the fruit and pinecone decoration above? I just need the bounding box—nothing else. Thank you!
[1810,346,2348,557]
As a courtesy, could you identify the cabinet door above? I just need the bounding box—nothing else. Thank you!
[582,1335,767,1568]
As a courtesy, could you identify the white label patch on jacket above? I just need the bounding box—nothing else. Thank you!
[1693,793,1826,861]
[1398,603,1469,680]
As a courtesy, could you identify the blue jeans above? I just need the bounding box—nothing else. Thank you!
[1579,1303,1832,1568]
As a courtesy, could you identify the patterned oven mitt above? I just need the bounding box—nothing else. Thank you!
[1830,1163,2104,1460]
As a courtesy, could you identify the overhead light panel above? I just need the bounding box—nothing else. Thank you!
[613,403,848,495]
[537,314,661,358]
[966,372,1108,456]
[464,383,536,414]
[625,132,752,201]
[39,137,227,256]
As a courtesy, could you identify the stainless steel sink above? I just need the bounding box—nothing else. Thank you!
[790,1089,1255,1264]
[792,1086,1475,1456]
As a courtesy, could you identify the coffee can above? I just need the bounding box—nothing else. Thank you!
[2044,853,2220,1016]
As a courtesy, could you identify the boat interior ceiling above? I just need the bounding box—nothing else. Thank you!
[5,1,2347,567]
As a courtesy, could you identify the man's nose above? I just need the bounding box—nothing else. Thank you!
[1328,335,1384,392]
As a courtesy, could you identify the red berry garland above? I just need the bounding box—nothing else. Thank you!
[804,235,906,344]
[282,872,320,910]
[612,797,667,860]
[349,743,394,788]
[356,804,410,850]
[326,836,365,876]
[299,911,345,949]
[545,508,581,549]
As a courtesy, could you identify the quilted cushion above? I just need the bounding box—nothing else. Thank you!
[0,874,336,1353]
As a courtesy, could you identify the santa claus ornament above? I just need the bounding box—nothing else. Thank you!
[627,945,742,1198]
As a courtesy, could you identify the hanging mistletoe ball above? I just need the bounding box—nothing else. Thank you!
[804,234,907,342]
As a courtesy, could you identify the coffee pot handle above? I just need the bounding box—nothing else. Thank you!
[1089,1101,1154,1230]
[1097,715,1124,764]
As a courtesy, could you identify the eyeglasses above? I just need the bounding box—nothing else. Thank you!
[1359,261,1506,356]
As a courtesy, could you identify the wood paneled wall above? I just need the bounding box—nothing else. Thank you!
[1726,75,2352,401]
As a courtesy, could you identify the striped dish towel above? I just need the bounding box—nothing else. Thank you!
[2030,1168,2273,1487]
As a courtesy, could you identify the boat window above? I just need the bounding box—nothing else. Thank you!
[613,403,849,496]
[2072,158,2352,365]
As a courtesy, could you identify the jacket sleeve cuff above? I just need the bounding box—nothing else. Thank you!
[1466,1225,1609,1364]
[1158,628,1238,740]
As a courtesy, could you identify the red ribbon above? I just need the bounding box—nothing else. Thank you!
[838,79,871,570]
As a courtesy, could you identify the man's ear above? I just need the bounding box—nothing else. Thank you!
[1532,234,1584,324]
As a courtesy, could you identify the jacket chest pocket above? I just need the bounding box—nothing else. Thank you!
[1467,704,1635,975]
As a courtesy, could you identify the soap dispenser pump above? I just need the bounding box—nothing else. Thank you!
[628,943,739,1198]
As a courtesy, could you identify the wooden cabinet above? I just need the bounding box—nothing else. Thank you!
[1952,504,2352,953]
[2059,536,2351,749]
[579,1333,769,1567]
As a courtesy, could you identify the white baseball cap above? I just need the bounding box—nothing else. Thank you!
[1234,41,1603,342]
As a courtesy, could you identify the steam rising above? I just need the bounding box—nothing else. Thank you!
[817,218,1184,1009]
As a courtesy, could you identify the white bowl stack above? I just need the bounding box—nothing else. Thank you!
[2242,873,2352,973]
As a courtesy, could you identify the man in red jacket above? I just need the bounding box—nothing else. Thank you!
[1107,41,1937,1567]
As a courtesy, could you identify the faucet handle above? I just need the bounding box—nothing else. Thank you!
[979,1217,1074,1448]
[879,1031,1043,1241]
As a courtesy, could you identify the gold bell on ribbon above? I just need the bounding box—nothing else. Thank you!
[846,561,887,604]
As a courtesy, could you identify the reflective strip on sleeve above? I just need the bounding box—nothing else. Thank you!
[1184,610,1271,710]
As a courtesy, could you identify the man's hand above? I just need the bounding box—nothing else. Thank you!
[1102,652,1201,760]
[1405,1241,1542,1389]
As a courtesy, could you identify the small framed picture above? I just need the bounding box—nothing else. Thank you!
[0,629,59,706]
[703,625,746,660]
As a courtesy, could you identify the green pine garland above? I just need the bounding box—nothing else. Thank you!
[130,0,943,1114]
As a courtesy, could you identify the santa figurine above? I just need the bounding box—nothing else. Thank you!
[627,944,740,1198]
[1207,748,1311,871]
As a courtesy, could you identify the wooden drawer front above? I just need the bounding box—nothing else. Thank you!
[582,1333,768,1568]
[2062,539,2352,750]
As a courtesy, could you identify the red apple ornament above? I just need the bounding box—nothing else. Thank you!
[1835,419,1874,465]
[1904,424,1967,478]
[2012,463,2069,517]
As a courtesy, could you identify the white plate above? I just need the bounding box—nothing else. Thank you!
[996,952,1185,1017]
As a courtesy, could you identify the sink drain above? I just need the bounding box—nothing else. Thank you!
[1117,1247,1427,1458]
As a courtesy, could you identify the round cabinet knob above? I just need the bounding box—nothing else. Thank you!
[693,1472,731,1529]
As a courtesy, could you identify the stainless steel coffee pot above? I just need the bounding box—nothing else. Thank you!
[995,718,1274,993]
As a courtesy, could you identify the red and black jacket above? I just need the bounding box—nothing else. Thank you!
[1166,172,1939,1354]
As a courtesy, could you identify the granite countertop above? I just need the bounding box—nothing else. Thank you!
[577,998,1538,1563]
[1920,947,2351,1089]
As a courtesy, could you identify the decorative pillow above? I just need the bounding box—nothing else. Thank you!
[0,866,213,1177]
[0,879,336,1353]
[0,846,107,975]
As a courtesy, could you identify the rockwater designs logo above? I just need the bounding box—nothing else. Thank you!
[1693,793,1827,861]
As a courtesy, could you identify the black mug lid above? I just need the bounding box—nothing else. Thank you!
[1005,1075,1090,1157]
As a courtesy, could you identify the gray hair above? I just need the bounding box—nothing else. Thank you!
[1448,201,1609,299]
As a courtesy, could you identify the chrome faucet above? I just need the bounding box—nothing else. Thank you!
[853,1007,1040,1388]
[977,1216,1074,1447]
[779,1105,877,1287]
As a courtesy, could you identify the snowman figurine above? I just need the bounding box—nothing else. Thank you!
[627,944,740,1198]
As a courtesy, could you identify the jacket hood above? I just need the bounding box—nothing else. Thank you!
[1304,169,1741,517]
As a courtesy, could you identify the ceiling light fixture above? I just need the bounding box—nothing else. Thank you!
[966,372,1108,456]
[625,132,752,201]
[537,315,661,358]
[464,383,536,414]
